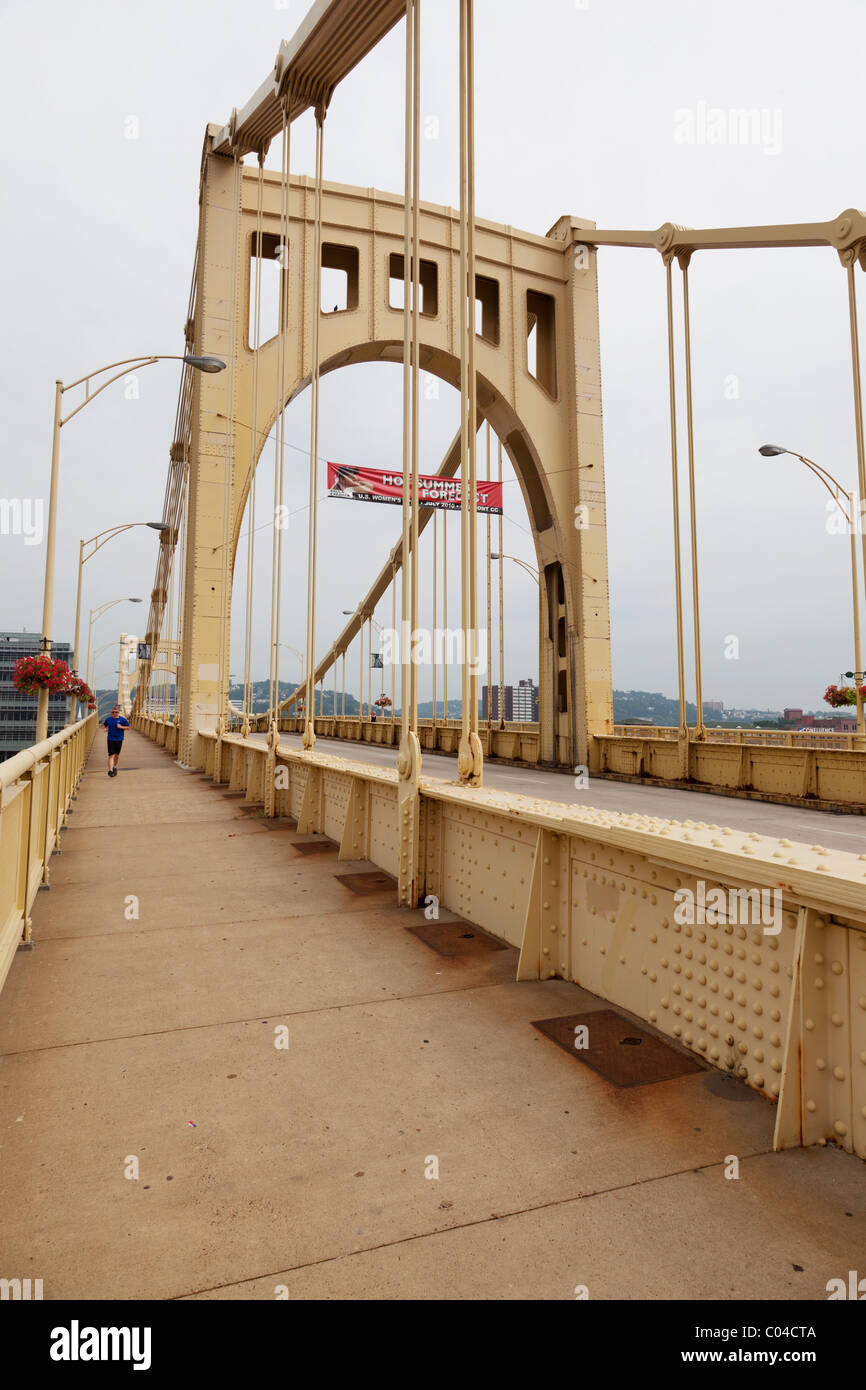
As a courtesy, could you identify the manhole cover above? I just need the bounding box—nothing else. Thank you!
[531,1009,704,1088]
[407,921,507,956]
[293,840,337,856]
[334,871,394,895]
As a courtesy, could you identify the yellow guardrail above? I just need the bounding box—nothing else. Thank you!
[0,715,97,995]
[614,724,864,751]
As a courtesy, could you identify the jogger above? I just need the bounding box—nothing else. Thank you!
[103,705,130,777]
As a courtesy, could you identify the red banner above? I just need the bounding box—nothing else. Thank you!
[327,463,503,515]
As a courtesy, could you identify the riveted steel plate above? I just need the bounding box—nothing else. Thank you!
[407,921,508,956]
[334,870,395,894]
[292,840,337,855]
[531,1009,704,1088]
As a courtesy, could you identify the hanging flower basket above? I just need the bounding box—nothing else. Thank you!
[13,655,73,697]
[824,683,865,708]
[68,675,96,710]
[374,695,392,708]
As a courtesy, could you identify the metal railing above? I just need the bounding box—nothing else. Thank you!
[0,715,97,996]
[613,724,863,751]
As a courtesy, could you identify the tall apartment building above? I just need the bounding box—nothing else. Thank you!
[512,678,539,721]
[481,677,539,723]
[0,632,73,762]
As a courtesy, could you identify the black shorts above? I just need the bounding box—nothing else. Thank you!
[107,740,124,756]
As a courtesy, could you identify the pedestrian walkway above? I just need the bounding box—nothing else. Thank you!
[0,730,863,1300]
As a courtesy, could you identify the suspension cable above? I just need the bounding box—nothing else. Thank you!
[466,0,479,750]
[432,509,437,726]
[268,100,291,726]
[486,422,492,729]
[243,153,266,727]
[680,257,704,737]
[665,259,687,735]
[410,0,421,732]
[219,153,242,727]
[497,436,504,727]
[458,0,469,754]
[400,0,415,747]
[303,107,326,750]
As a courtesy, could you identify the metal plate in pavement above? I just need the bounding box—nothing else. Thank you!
[407,921,508,956]
[531,1009,705,1088]
[334,870,395,894]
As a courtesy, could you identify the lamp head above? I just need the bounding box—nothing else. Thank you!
[183,355,226,374]
[758,445,788,457]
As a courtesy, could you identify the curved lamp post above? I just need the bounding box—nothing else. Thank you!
[71,522,167,717]
[759,444,864,735]
[490,552,539,583]
[36,353,226,741]
[86,599,143,691]
[490,554,540,727]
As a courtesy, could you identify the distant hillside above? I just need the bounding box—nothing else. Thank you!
[613,689,700,725]
[96,684,785,728]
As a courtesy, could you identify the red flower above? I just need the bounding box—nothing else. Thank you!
[13,656,74,697]
[824,683,865,708]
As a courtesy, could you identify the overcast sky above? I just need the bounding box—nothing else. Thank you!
[2,0,864,710]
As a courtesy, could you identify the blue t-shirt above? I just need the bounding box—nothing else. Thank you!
[104,716,130,741]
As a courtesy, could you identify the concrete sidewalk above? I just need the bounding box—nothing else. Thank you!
[0,730,863,1300]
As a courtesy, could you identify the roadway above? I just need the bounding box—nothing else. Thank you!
[254,732,866,855]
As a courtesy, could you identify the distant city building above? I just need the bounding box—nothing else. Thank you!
[512,678,538,721]
[0,632,72,762]
[704,699,724,713]
[481,678,538,722]
[785,712,859,732]
[481,683,511,721]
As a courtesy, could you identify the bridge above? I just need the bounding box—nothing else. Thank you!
[2,0,865,1303]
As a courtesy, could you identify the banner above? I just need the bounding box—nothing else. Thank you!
[327,463,503,515]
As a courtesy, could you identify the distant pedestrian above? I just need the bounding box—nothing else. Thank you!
[103,705,130,777]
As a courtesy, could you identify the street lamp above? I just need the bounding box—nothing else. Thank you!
[489,554,540,727]
[279,643,305,667]
[36,352,226,741]
[86,599,143,691]
[344,610,388,720]
[758,444,864,735]
[71,521,168,718]
[490,552,539,583]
